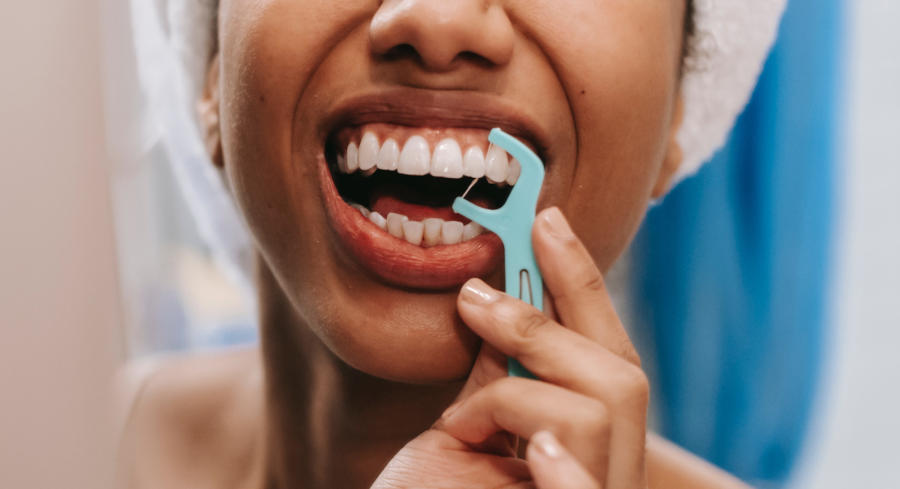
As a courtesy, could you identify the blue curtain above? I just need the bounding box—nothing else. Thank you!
[630,0,843,486]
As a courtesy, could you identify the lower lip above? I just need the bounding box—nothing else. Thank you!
[318,157,503,290]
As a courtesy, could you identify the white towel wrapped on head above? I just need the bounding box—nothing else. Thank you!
[677,0,787,182]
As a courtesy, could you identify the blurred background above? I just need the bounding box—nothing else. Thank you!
[629,1,899,487]
[1,0,897,488]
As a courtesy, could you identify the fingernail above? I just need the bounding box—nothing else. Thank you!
[441,401,462,420]
[461,279,499,305]
[532,431,563,459]
[541,207,574,239]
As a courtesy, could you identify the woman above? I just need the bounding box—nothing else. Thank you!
[121,1,786,488]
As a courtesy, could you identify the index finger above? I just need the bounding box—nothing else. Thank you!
[532,207,640,366]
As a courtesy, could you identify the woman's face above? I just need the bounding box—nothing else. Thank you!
[213,0,686,382]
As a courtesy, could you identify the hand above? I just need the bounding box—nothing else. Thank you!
[373,207,650,489]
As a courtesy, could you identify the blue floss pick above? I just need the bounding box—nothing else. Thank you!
[452,128,545,379]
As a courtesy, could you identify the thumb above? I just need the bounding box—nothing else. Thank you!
[433,342,513,455]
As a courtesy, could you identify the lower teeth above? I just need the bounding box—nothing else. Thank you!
[349,202,483,247]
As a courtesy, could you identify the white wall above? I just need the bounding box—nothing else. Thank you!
[792,1,900,487]
[0,1,121,488]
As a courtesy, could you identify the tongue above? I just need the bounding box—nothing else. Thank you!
[370,194,495,223]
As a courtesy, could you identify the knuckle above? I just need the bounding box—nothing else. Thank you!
[553,268,606,306]
[578,270,607,295]
[611,366,651,409]
[587,408,612,440]
[617,336,643,367]
[549,276,609,324]
[515,310,553,342]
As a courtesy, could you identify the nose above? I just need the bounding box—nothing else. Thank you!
[369,0,515,72]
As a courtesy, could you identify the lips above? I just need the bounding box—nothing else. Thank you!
[316,90,548,290]
[317,89,551,157]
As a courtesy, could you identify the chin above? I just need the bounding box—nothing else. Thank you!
[314,289,482,383]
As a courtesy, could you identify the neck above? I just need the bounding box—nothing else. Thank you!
[255,263,463,489]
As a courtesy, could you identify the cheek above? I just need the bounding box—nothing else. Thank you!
[216,1,369,276]
[217,0,374,188]
[529,2,681,268]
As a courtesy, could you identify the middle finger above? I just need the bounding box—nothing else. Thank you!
[533,207,639,366]
[457,278,650,418]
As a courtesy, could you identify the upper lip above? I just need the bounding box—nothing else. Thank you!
[318,88,551,162]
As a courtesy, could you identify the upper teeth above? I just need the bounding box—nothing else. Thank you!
[339,131,521,186]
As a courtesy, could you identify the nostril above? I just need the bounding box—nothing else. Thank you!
[379,46,496,72]
[456,51,495,69]
[378,45,494,71]
[381,44,422,63]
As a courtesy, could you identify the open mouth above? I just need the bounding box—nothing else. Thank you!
[326,123,521,247]
[316,91,548,290]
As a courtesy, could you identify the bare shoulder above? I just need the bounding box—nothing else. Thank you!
[647,433,749,489]
[117,347,263,489]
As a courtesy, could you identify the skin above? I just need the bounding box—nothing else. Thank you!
[121,1,750,488]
